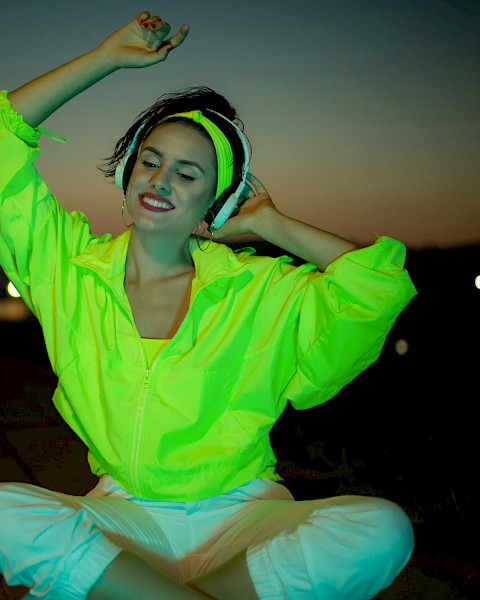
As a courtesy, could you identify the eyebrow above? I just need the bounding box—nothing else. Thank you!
[141,146,206,175]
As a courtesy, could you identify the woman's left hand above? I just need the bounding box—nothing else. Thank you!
[96,11,189,69]
[212,173,280,238]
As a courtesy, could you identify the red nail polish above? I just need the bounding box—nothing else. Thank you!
[142,22,149,29]
[166,45,174,53]
[150,23,157,29]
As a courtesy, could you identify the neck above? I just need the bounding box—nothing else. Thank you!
[125,228,194,283]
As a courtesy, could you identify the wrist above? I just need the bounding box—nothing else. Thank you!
[90,45,121,74]
[251,205,290,242]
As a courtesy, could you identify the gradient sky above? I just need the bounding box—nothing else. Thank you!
[1,0,479,249]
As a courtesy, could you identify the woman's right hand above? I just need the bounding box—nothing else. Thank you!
[96,11,189,70]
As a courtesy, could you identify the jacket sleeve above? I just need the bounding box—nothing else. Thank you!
[0,90,106,315]
[284,235,417,409]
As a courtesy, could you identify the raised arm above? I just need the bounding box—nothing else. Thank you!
[214,173,359,271]
[9,11,189,127]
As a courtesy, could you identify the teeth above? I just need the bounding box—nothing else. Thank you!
[141,196,174,209]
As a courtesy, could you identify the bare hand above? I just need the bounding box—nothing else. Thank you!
[213,173,280,238]
[97,11,189,69]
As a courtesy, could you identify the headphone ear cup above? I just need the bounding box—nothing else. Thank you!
[204,186,233,227]
[115,153,130,189]
[115,152,138,192]
[115,122,145,190]
[206,173,249,231]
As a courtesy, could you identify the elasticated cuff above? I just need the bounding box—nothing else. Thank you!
[48,533,123,600]
[0,90,41,147]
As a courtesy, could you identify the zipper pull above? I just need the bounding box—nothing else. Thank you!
[142,368,152,388]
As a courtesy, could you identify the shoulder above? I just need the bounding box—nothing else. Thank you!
[191,238,319,289]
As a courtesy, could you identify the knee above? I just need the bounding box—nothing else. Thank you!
[307,496,414,598]
[370,497,414,562]
[346,497,414,596]
[247,496,415,600]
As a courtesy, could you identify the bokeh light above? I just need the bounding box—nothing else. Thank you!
[395,339,409,356]
[6,281,20,298]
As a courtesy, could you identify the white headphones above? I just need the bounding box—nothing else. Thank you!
[115,125,145,190]
[204,109,251,231]
[114,110,251,231]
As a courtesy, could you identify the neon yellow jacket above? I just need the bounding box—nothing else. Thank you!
[0,91,417,501]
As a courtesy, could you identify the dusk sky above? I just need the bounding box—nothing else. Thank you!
[2,0,479,249]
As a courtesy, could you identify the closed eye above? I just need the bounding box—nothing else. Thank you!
[178,173,195,182]
[141,160,158,169]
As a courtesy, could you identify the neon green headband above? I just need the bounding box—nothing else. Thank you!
[157,110,233,200]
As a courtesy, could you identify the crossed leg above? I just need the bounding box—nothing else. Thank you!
[0,479,414,600]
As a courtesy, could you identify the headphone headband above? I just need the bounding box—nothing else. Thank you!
[158,110,234,200]
[114,108,251,231]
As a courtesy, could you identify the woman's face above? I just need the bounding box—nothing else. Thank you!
[125,121,217,235]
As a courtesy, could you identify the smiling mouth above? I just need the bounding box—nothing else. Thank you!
[139,194,175,211]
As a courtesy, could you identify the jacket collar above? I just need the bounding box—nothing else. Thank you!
[190,237,251,284]
[72,231,130,280]
[72,232,250,285]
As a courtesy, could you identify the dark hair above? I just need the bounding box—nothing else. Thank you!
[99,86,248,223]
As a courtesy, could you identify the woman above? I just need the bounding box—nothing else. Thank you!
[0,10,417,600]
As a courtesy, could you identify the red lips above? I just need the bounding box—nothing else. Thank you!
[139,193,175,213]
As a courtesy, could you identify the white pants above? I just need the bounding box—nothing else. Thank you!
[0,477,414,599]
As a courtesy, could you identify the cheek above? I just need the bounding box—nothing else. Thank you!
[194,175,216,214]
[204,172,217,204]
[194,194,214,219]
[201,179,217,212]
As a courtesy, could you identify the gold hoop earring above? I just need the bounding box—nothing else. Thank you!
[193,221,203,237]
[195,220,214,251]
[121,198,133,228]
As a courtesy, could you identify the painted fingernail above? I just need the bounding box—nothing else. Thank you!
[142,22,149,29]
[150,23,157,29]
[166,45,174,53]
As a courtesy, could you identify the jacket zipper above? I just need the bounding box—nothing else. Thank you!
[76,262,235,497]
[130,298,193,495]
[130,338,150,494]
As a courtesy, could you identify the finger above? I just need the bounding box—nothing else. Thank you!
[159,24,189,55]
[136,15,172,55]
[243,179,258,199]
[137,10,151,24]
[246,172,268,195]
[139,15,171,37]
[148,17,172,36]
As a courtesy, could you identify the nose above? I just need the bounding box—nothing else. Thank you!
[149,165,171,193]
